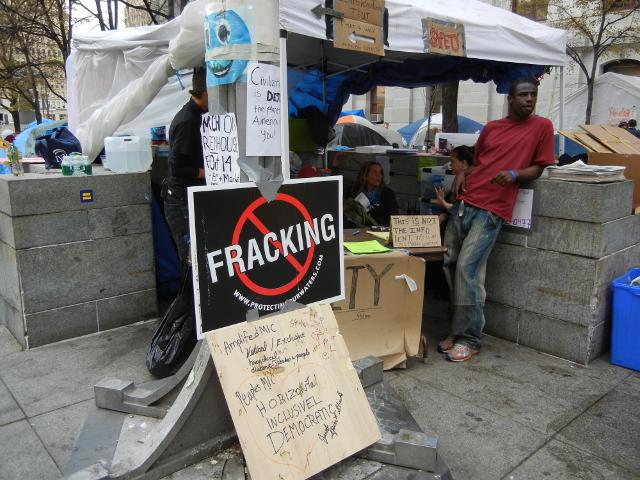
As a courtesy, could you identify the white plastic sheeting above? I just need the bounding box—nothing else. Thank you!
[549,72,640,129]
[69,0,567,159]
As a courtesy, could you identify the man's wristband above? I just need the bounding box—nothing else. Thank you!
[508,170,517,182]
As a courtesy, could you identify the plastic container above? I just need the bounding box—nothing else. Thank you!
[104,136,152,173]
[62,154,92,176]
[611,267,640,371]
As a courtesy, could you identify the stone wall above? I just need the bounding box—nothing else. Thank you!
[0,168,157,348]
[485,178,639,364]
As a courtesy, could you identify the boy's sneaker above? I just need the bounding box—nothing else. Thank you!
[447,343,479,362]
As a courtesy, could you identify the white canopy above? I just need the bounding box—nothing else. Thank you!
[549,72,640,129]
[68,0,567,160]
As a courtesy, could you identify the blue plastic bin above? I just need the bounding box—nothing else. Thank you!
[611,267,640,371]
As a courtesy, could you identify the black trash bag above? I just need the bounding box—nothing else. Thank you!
[146,267,197,378]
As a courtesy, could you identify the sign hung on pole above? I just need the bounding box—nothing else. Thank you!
[246,62,281,157]
[333,0,386,56]
[205,304,380,480]
[200,113,241,185]
[422,18,466,57]
[189,177,344,337]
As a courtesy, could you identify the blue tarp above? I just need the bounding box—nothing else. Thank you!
[339,109,366,118]
[13,119,57,156]
[288,56,548,125]
[398,115,484,143]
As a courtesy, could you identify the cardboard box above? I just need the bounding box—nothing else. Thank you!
[331,251,425,369]
[589,152,640,208]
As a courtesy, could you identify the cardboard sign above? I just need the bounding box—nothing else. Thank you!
[200,113,241,185]
[246,62,282,157]
[509,188,534,229]
[334,0,385,58]
[205,304,380,480]
[422,18,466,57]
[331,252,425,369]
[390,215,441,248]
[189,178,345,337]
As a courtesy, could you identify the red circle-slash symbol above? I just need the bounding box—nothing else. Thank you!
[231,193,316,296]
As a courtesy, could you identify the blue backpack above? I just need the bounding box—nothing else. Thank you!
[35,126,82,169]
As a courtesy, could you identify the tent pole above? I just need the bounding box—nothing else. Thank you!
[280,29,290,180]
[559,66,565,157]
[322,40,328,169]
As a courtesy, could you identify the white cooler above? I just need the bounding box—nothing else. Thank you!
[104,136,152,173]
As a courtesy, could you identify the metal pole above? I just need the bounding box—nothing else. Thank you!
[280,29,290,180]
[559,66,565,156]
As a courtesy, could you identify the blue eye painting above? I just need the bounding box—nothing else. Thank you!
[205,10,251,86]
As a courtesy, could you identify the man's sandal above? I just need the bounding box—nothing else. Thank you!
[438,336,455,353]
[447,343,479,362]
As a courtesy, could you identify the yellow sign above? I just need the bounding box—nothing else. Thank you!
[390,215,441,248]
[423,18,466,57]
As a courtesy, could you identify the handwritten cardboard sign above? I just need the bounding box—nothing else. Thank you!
[334,0,385,56]
[422,18,466,57]
[246,62,281,157]
[205,304,380,480]
[390,215,441,248]
[201,113,241,185]
[509,188,534,229]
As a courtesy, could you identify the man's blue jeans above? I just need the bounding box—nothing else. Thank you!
[443,202,503,350]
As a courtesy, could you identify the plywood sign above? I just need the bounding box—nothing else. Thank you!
[422,18,466,57]
[205,304,380,480]
[390,215,441,248]
[334,0,385,56]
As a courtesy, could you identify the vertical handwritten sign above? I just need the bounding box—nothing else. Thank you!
[509,188,534,229]
[422,18,466,57]
[246,62,282,157]
[390,215,441,248]
[201,113,241,186]
[205,304,380,480]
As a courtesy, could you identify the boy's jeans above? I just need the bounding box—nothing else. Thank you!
[443,202,503,350]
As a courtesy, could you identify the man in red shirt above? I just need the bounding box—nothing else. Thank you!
[440,77,555,362]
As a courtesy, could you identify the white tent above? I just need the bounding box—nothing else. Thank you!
[549,72,640,129]
[68,0,567,160]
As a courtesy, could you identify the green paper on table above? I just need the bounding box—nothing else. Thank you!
[344,240,391,254]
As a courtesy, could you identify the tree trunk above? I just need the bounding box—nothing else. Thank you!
[584,77,594,124]
[442,82,459,132]
[10,110,20,132]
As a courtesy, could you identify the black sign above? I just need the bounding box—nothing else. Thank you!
[189,178,344,336]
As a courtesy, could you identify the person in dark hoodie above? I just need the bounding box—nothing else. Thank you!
[163,67,208,263]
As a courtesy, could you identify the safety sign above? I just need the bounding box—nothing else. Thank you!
[189,177,344,337]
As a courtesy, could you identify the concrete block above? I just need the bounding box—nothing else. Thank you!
[596,242,640,289]
[25,302,98,348]
[0,212,15,247]
[353,356,384,387]
[395,429,438,472]
[88,204,152,240]
[1,169,151,216]
[0,177,10,215]
[497,227,528,247]
[532,179,633,223]
[0,297,25,349]
[0,241,21,310]
[483,301,519,343]
[528,215,640,259]
[518,310,606,365]
[97,289,157,331]
[94,378,135,410]
[11,211,89,249]
[18,233,155,313]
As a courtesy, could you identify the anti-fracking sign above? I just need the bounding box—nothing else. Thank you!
[188,177,344,337]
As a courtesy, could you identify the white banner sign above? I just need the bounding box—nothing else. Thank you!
[509,188,533,229]
[201,113,240,185]
[246,62,281,157]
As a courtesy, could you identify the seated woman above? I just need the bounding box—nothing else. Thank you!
[434,145,474,224]
[346,160,399,227]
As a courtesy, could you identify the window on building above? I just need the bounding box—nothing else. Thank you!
[369,86,385,120]
[513,0,549,21]
[603,59,640,76]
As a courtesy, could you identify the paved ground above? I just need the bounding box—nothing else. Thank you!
[0,320,638,480]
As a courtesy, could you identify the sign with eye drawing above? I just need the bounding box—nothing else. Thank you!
[205,303,380,480]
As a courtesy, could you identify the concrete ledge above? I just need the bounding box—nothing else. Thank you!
[97,290,158,331]
[25,302,98,348]
[532,179,633,223]
[18,233,155,313]
[88,205,152,240]
[0,296,25,348]
[10,211,89,249]
[0,242,21,310]
[484,301,519,343]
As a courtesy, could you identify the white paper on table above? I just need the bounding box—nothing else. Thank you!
[245,61,281,157]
